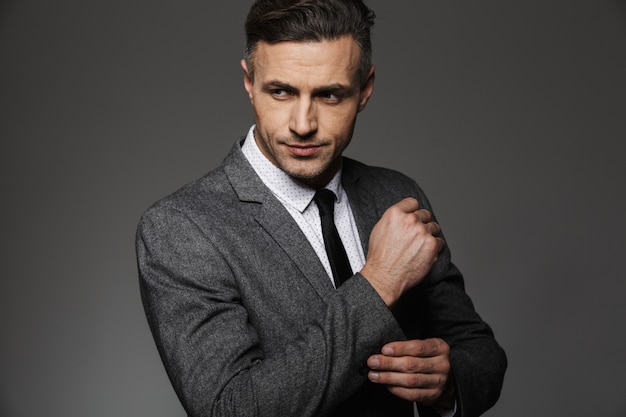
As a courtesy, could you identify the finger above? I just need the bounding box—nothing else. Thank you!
[394,197,420,213]
[425,221,441,236]
[368,368,446,390]
[413,208,432,223]
[381,338,449,357]
[368,354,441,374]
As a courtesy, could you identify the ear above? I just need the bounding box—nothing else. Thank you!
[241,59,254,104]
[357,65,375,113]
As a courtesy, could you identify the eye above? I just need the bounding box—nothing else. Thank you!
[270,89,292,99]
[319,91,342,104]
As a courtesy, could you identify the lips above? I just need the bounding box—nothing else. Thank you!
[286,145,322,157]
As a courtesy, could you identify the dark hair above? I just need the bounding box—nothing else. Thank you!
[244,0,376,85]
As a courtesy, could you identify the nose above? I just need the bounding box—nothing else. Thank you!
[289,97,318,138]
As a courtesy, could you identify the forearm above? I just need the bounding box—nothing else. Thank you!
[419,255,507,416]
[139,219,405,417]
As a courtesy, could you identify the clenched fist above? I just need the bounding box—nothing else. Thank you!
[360,198,444,307]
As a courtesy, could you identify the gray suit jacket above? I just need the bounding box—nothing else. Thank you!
[136,139,506,417]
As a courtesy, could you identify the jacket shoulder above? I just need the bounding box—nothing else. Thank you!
[139,165,236,226]
[343,157,427,200]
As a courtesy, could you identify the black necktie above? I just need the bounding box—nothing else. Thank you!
[313,189,353,287]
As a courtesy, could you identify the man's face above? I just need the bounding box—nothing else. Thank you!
[242,36,374,189]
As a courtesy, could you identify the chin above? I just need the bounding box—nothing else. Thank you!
[286,169,323,181]
[280,162,320,178]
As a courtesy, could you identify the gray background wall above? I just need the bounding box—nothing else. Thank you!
[1,1,625,416]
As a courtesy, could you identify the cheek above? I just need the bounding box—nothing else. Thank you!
[321,108,358,138]
[255,100,289,131]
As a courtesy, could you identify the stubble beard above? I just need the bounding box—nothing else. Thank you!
[254,127,346,188]
[278,151,337,184]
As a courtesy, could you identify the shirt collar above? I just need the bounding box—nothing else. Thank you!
[241,125,344,213]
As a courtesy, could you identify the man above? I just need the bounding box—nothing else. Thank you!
[136,1,506,416]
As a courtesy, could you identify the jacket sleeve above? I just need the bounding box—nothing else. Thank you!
[409,183,507,417]
[415,248,507,417]
[136,203,406,417]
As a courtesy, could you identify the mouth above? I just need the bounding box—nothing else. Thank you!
[285,144,323,157]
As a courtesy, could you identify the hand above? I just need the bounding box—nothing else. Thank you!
[367,338,455,409]
[360,198,444,306]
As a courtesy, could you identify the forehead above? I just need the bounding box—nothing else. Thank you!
[253,36,361,87]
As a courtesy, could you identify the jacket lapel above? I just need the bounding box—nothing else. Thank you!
[222,140,336,301]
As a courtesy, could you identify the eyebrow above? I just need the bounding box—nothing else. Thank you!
[312,83,355,97]
[262,81,355,96]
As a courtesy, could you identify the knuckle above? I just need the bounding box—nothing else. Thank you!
[423,360,436,373]
[407,373,422,387]
[440,360,451,375]
[436,338,450,354]
[406,359,421,373]
[411,342,425,357]
[422,236,439,252]
[405,197,418,206]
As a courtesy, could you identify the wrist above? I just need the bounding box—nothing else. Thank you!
[359,267,400,307]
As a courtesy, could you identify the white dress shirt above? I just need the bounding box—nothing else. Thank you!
[241,125,365,286]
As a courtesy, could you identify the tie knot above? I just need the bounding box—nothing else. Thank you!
[314,189,336,217]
